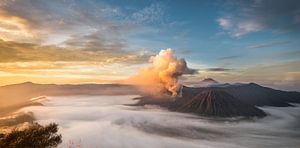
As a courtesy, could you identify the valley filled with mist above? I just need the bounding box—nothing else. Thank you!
[2,94,299,148]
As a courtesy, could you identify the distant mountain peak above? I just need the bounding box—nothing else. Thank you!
[2,81,36,87]
[16,81,38,86]
[248,82,260,86]
[21,81,35,84]
[201,78,218,83]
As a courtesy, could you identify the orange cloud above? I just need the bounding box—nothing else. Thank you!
[125,48,196,96]
[0,10,41,42]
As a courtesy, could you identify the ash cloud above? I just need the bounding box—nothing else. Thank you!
[126,48,196,96]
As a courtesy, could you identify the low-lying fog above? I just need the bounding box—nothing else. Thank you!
[17,95,300,148]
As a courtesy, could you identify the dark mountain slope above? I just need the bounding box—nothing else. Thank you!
[173,90,266,117]
[221,83,300,107]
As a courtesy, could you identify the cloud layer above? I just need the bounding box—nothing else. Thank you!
[16,95,300,148]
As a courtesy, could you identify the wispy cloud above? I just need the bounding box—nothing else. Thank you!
[0,39,147,64]
[216,17,265,37]
[0,0,169,52]
[0,0,126,43]
[218,55,240,60]
[217,0,300,37]
[205,68,233,72]
[130,3,165,25]
[233,20,265,37]
[247,41,290,49]
[217,18,232,30]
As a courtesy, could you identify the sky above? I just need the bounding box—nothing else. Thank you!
[0,0,300,91]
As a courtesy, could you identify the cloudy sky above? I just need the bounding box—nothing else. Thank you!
[0,0,300,90]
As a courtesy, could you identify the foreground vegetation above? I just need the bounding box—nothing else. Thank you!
[0,122,62,148]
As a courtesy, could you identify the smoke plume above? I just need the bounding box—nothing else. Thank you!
[127,48,195,96]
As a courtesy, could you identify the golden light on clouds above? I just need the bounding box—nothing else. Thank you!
[0,61,139,85]
[0,10,40,42]
[0,35,148,85]
[0,1,151,85]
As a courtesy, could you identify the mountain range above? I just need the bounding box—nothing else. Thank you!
[1,79,300,118]
[134,78,300,117]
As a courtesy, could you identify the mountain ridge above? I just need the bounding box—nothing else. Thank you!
[1,81,300,118]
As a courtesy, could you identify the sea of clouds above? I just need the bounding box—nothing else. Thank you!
[18,95,300,148]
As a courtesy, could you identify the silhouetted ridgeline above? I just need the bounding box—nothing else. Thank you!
[134,83,300,117]
[181,83,300,107]
[1,81,300,118]
[0,82,140,109]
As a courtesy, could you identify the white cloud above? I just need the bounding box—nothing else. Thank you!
[217,18,264,37]
[217,18,232,30]
[233,21,264,37]
[131,3,164,24]
[217,0,300,37]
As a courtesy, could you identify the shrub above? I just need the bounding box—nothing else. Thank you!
[0,122,62,148]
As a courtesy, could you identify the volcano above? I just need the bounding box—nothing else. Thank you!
[172,90,266,117]
[134,89,267,118]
